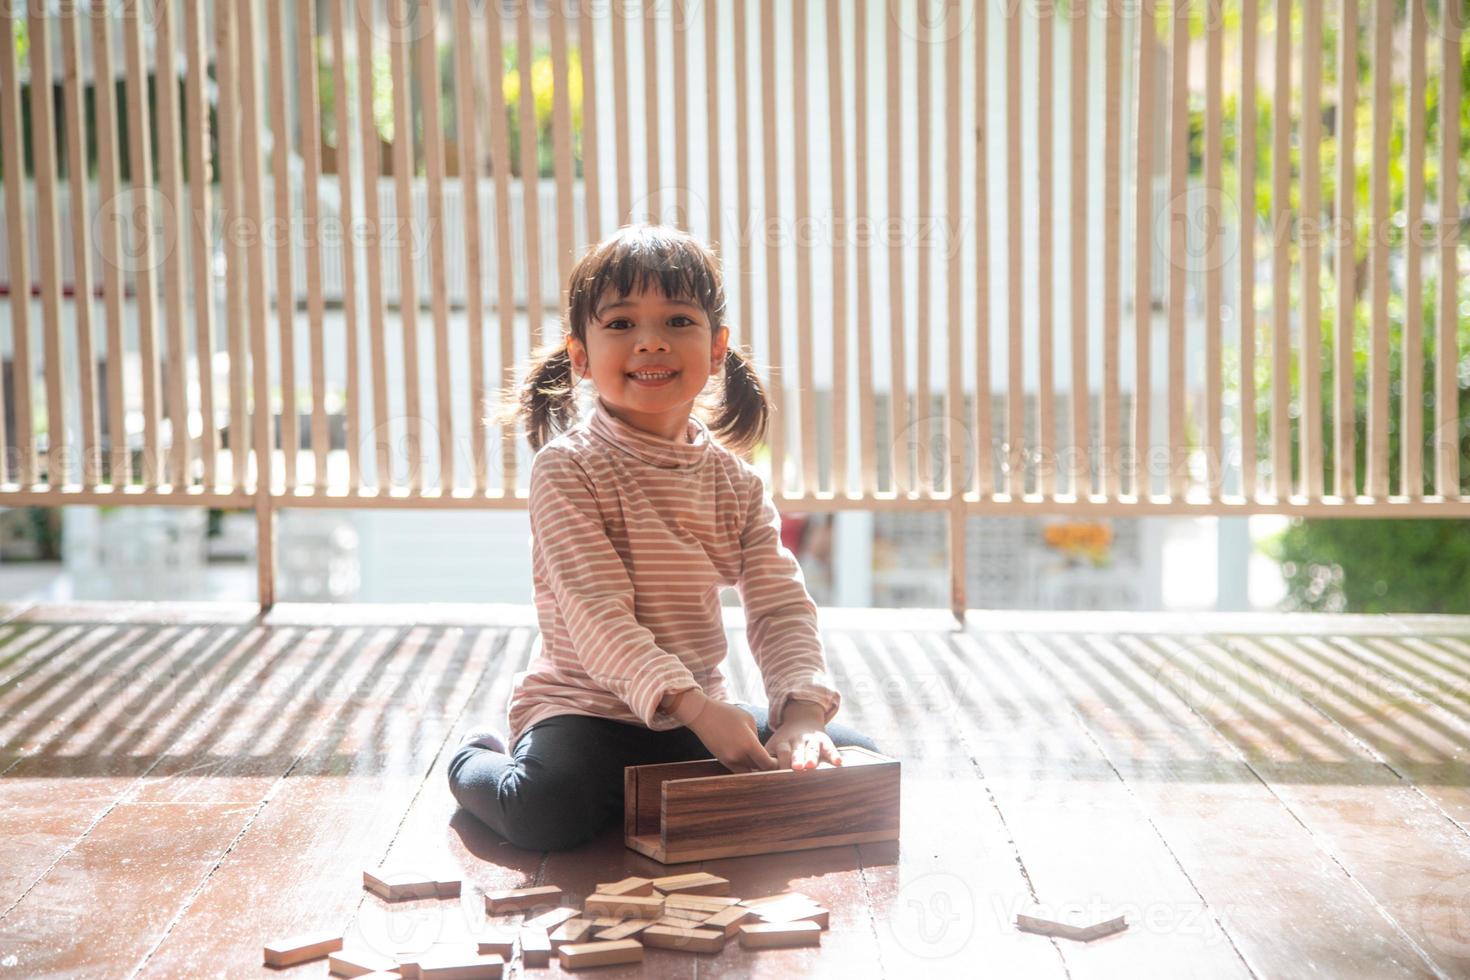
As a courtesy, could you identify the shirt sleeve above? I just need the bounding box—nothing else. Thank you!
[529,448,702,727]
[735,471,842,730]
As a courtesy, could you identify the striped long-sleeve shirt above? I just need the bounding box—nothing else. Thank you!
[504,395,842,750]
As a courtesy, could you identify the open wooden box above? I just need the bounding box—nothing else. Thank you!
[623,746,900,863]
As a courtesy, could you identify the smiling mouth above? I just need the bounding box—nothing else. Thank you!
[627,370,679,382]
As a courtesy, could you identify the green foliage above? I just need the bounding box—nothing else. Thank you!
[1265,518,1470,613]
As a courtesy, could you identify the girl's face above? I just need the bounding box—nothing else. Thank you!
[567,285,729,442]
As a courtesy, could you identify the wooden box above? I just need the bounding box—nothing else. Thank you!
[623,746,899,863]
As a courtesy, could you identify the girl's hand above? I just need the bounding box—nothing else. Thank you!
[685,700,779,773]
[765,721,844,771]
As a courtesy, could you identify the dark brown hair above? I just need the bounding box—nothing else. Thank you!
[493,223,771,458]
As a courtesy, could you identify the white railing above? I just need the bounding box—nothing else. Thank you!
[0,0,1465,612]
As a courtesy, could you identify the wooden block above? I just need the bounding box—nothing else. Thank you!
[522,905,580,931]
[660,906,713,923]
[639,924,726,954]
[752,901,829,930]
[593,875,655,897]
[394,944,479,978]
[737,920,823,949]
[329,948,399,977]
[1016,912,1129,943]
[435,878,462,898]
[591,917,659,941]
[651,872,730,896]
[701,904,757,937]
[263,930,343,967]
[586,918,625,929]
[556,939,644,970]
[353,973,400,979]
[474,930,517,958]
[518,927,552,968]
[583,892,664,920]
[663,893,741,912]
[547,917,595,948]
[418,951,505,979]
[484,884,563,914]
[625,747,900,863]
[363,867,442,902]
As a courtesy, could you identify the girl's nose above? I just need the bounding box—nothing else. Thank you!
[635,333,671,352]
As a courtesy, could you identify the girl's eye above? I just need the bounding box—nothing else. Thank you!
[603,316,697,329]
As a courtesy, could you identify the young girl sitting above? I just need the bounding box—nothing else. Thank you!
[447,223,881,852]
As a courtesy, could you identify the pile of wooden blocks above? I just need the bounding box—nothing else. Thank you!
[262,868,828,975]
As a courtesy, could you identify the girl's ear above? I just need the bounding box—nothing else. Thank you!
[711,325,730,370]
[566,336,587,381]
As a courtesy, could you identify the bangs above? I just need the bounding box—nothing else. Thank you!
[567,225,726,332]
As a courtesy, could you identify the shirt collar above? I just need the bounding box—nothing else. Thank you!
[586,395,711,470]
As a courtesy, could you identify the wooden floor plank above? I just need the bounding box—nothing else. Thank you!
[1046,630,1444,978]
[137,626,504,977]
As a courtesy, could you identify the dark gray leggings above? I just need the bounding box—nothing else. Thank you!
[447,703,881,852]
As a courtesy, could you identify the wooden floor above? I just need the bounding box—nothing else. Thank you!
[2,602,1469,978]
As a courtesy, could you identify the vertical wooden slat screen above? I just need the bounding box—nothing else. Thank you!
[854,0,876,497]
[1240,0,1259,499]
[516,0,544,351]
[1269,0,1290,500]
[1037,0,1054,499]
[1367,0,1391,499]
[945,2,965,616]
[917,3,934,496]
[59,4,100,488]
[733,0,752,401]
[453,0,485,494]
[27,11,66,488]
[1132,0,1155,499]
[974,0,992,498]
[827,0,848,499]
[580,0,602,250]
[1102,0,1122,500]
[1006,0,1022,498]
[485,0,518,495]
[298,0,329,491]
[330,0,360,492]
[1402,0,1426,499]
[356,0,392,491]
[887,1,907,496]
[415,0,454,493]
[672,0,689,229]
[612,0,631,225]
[550,0,575,300]
[90,0,127,487]
[122,0,161,487]
[389,0,421,493]
[267,0,296,491]
[1203,0,1223,498]
[185,0,217,489]
[794,0,816,494]
[1300,0,1324,500]
[0,4,19,486]
[1069,1,1090,500]
[643,0,659,221]
[1166,0,1187,501]
[759,0,785,493]
[1333,0,1356,499]
[218,0,246,491]
[155,0,188,488]
[1438,0,1462,498]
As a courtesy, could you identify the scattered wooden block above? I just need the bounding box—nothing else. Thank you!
[363,868,442,902]
[737,920,822,949]
[556,938,644,970]
[701,904,757,937]
[484,884,563,914]
[586,917,626,929]
[663,893,741,912]
[583,892,664,920]
[591,917,659,941]
[547,917,595,948]
[661,905,714,923]
[651,872,730,896]
[639,923,726,954]
[592,875,655,897]
[1016,911,1129,943]
[474,930,517,958]
[625,747,900,862]
[522,905,580,930]
[518,927,552,968]
[263,931,343,968]
[435,878,462,898]
[752,901,829,930]
[417,951,505,979]
[352,973,400,979]
[328,948,399,977]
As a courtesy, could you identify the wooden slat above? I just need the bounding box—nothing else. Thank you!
[1401,0,1426,499]
[184,0,217,488]
[1070,2,1090,500]
[612,0,631,224]
[886,0,907,495]
[0,3,21,485]
[917,5,933,496]
[414,0,454,492]
[485,2,519,495]
[1300,0,1324,500]
[267,0,298,491]
[123,0,161,487]
[1131,0,1155,499]
[643,0,660,219]
[1102,0,1122,499]
[26,11,66,488]
[389,0,421,493]
[673,0,690,227]
[516,0,545,349]
[155,0,189,488]
[354,0,391,490]
[1240,0,1259,500]
[1269,0,1291,499]
[733,0,752,366]
[1333,0,1357,499]
[330,0,361,492]
[1167,0,1187,500]
[826,0,847,498]
[1203,0,1223,498]
[1005,0,1023,497]
[1036,0,1053,498]
[217,0,247,491]
[1436,0,1461,496]
[794,0,815,494]
[703,0,719,248]
[453,0,486,494]
[1366,0,1390,498]
[59,5,100,488]
[298,0,329,491]
[974,0,992,498]
[760,0,785,493]
[854,0,876,496]
[238,0,274,603]
[550,0,575,298]
[579,0,602,247]
[88,1,127,487]
[945,4,964,617]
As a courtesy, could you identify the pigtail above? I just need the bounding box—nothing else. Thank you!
[706,344,772,460]
[493,338,580,453]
